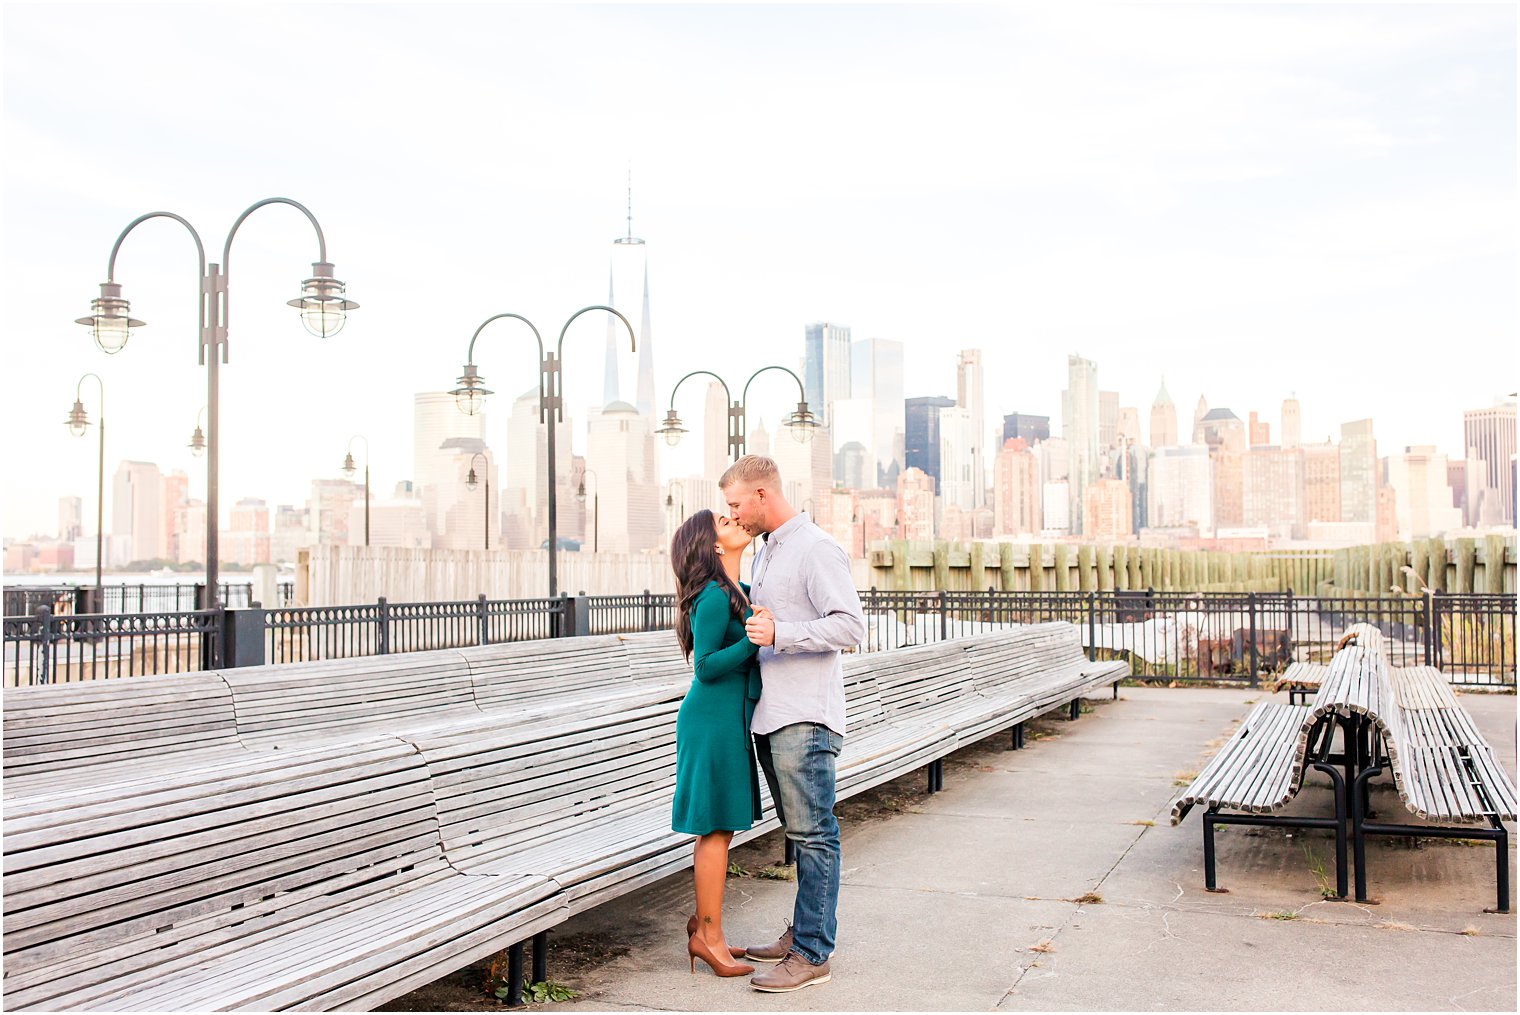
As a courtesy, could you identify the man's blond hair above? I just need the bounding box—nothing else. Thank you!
[719,454,781,490]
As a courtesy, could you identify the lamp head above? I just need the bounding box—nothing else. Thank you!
[188,424,206,457]
[657,409,686,447]
[576,480,587,504]
[451,363,492,416]
[76,282,144,354]
[287,262,358,339]
[65,399,89,437]
[342,452,356,478]
[466,467,478,491]
[786,401,819,444]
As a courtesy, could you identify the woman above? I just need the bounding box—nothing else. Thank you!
[670,508,765,977]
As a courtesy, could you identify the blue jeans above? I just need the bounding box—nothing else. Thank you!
[754,722,843,966]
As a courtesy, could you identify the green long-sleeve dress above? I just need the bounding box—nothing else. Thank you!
[671,579,764,836]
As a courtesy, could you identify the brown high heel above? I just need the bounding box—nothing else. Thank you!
[687,914,747,958]
[688,932,755,977]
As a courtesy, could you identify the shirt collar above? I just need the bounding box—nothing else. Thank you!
[763,511,808,548]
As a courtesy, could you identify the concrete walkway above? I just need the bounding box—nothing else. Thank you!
[386,686,1517,1012]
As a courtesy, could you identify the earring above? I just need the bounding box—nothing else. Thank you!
[716,546,726,556]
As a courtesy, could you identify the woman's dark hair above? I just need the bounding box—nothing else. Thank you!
[671,508,748,660]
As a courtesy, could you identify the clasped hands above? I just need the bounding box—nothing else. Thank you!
[745,605,775,647]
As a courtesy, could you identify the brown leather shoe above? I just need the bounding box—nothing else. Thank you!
[749,951,830,992]
[743,923,793,964]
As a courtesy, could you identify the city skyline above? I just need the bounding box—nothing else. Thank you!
[4,4,1515,539]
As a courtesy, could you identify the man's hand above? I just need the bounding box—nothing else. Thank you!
[745,605,776,647]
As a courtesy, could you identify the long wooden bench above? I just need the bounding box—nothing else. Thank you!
[4,621,1127,1011]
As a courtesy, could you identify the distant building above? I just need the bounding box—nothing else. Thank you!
[1200,409,1247,529]
[1302,442,1341,524]
[904,396,956,489]
[58,496,83,543]
[804,321,852,425]
[851,337,905,487]
[1281,395,1302,449]
[703,380,730,483]
[1062,355,1100,534]
[112,461,163,562]
[937,404,980,513]
[1148,445,1213,534]
[993,438,1041,538]
[896,467,936,541]
[956,350,987,508]
[585,401,662,553]
[413,392,486,498]
[1002,412,1051,446]
[1244,446,1303,539]
[1463,398,1517,525]
[1098,390,1120,450]
[1339,419,1378,524]
[1083,478,1132,540]
[161,471,189,562]
[1383,446,1463,540]
[1248,411,1270,447]
[271,505,310,564]
[226,497,271,566]
[1150,379,1178,449]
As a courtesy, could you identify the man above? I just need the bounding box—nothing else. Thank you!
[719,454,865,993]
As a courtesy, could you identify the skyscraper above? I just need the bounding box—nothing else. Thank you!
[852,338,905,486]
[603,183,656,416]
[1384,446,1464,539]
[703,380,729,481]
[905,396,956,489]
[112,461,163,562]
[956,350,986,508]
[804,322,852,425]
[503,386,575,550]
[1281,394,1302,449]
[1061,355,1100,535]
[1339,419,1378,524]
[993,438,1041,537]
[586,402,662,552]
[938,404,979,512]
[1463,397,1517,525]
[1150,379,1178,448]
[413,392,487,497]
[58,496,82,542]
[1302,442,1341,525]
[1098,390,1120,450]
[1002,413,1051,445]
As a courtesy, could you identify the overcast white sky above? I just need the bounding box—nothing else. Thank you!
[3,3,1516,540]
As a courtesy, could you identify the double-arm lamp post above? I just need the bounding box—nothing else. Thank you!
[63,373,106,596]
[76,198,357,608]
[656,365,818,460]
[342,435,371,547]
[450,307,635,597]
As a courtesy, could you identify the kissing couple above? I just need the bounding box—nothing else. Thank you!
[667,454,865,993]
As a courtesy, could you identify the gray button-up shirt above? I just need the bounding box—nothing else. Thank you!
[748,512,866,737]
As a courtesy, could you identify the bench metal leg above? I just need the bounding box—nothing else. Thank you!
[1493,818,1510,915]
[532,930,548,986]
[1112,681,1119,700]
[1011,722,1024,751]
[926,758,943,794]
[506,942,525,1006]
[1203,808,1222,891]
[1311,760,1349,900]
[1068,698,1081,721]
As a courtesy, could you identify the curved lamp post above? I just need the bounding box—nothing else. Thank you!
[576,468,599,554]
[656,365,817,462]
[450,306,635,596]
[465,451,490,550]
[64,373,106,595]
[76,198,357,607]
[342,434,371,547]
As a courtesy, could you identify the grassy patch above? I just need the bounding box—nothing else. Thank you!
[1173,770,1199,786]
[727,861,750,878]
[1303,843,1337,899]
[1066,892,1104,905]
[1460,926,1481,936]
[755,865,795,881]
[513,979,577,1004]
[1261,910,1300,921]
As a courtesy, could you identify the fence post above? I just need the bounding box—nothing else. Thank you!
[34,606,54,686]
[1247,591,1259,687]
[224,604,267,669]
[478,594,490,646]
[643,589,653,633]
[1424,591,1437,668]
[377,596,390,656]
[939,590,948,642]
[1284,587,1295,668]
[1086,591,1097,663]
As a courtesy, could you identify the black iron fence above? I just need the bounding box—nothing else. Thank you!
[3,606,223,685]
[5,589,1513,688]
[858,589,1516,688]
[2,581,296,617]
